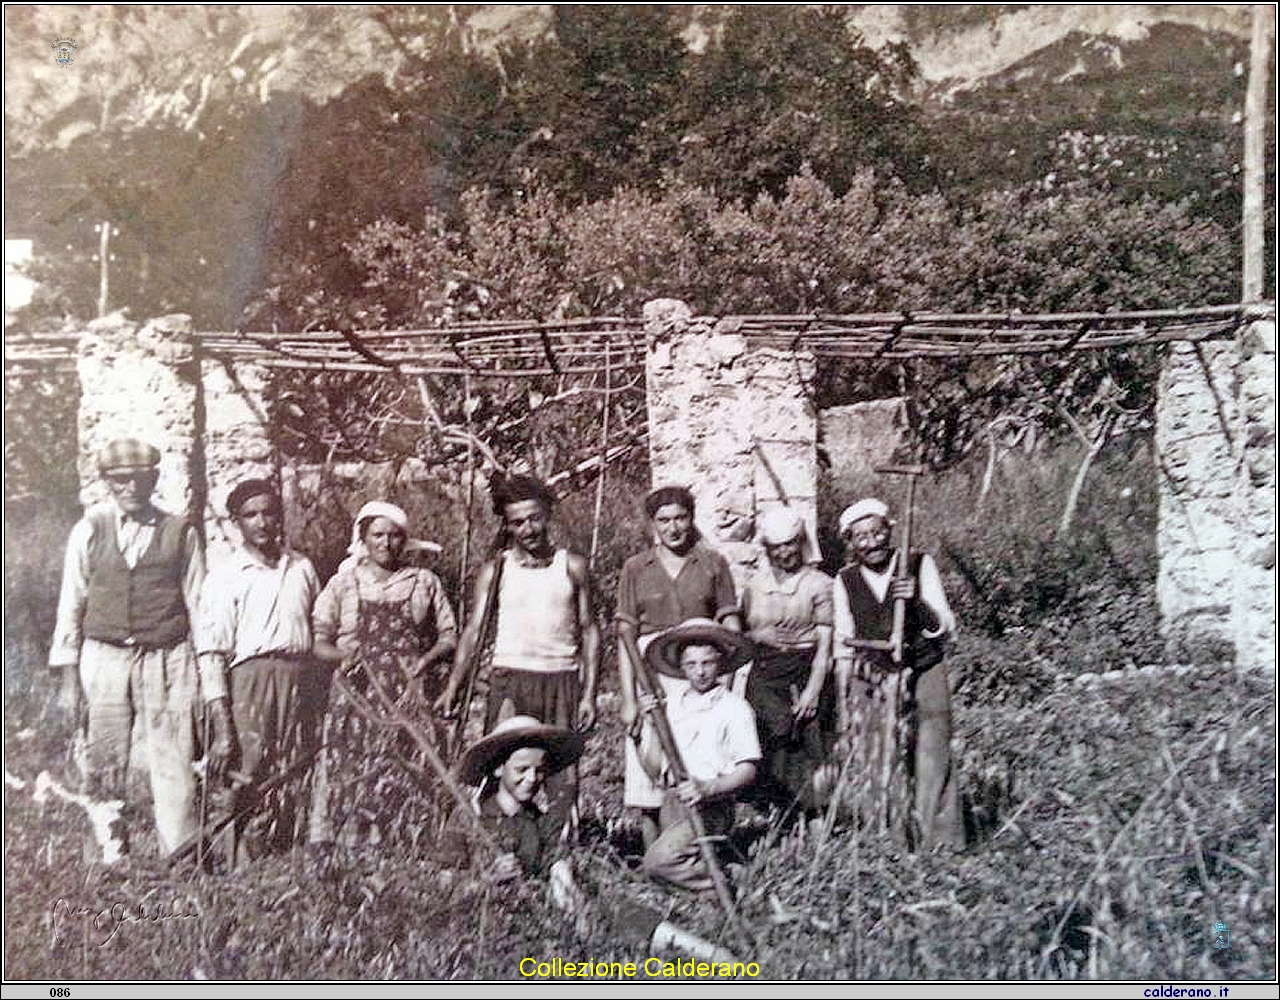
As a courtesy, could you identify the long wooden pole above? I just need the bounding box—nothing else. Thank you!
[620,627,757,951]
[1243,5,1273,301]
[589,341,611,567]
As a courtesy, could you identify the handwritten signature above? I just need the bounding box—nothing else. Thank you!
[51,897,197,947]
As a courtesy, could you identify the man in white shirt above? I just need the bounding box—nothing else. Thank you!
[832,497,964,851]
[50,438,213,860]
[195,478,320,866]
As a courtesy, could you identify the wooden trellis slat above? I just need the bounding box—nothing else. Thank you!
[3,305,1254,372]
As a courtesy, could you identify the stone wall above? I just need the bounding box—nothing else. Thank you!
[200,357,277,559]
[1231,309,1277,670]
[643,299,818,586]
[1156,306,1276,670]
[76,313,200,520]
[818,398,913,559]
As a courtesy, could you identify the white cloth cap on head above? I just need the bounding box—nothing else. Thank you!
[756,506,817,563]
[839,498,891,535]
[349,501,409,556]
[344,501,442,565]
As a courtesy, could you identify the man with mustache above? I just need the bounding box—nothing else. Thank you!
[833,497,964,851]
[49,438,210,861]
[437,474,600,831]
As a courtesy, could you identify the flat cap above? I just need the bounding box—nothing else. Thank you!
[98,438,160,474]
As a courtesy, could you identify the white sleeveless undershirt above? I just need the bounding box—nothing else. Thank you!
[491,548,579,673]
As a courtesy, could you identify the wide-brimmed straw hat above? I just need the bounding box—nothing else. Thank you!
[456,715,584,787]
[644,618,756,679]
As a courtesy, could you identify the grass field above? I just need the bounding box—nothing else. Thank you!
[3,451,1276,982]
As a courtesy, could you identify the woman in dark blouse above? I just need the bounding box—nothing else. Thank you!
[614,486,742,847]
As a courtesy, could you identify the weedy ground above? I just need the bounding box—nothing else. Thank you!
[4,449,1276,981]
[6,655,1273,981]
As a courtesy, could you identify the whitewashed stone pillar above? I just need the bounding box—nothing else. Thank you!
[1157,304,1277,672]
[643,299,818,587]
[1156,341,1238,660]
[199,358,278,562]
[76,313,200,521]
[1232,306,1276,671]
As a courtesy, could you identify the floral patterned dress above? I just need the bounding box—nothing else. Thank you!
[310,573,444,850]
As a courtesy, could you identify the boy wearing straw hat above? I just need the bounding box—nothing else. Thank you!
[634,619,760,891]
[446,716,737,962]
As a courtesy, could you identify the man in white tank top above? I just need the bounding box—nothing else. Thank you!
[436,475,600,826]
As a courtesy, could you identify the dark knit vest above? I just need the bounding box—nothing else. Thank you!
[81,506,191,648]
[837,551,945,671]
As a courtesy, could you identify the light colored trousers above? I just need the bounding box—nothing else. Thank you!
[79,637,199,855]
[641,795,735,891]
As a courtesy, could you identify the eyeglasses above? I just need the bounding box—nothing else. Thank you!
[844,526,889,544]
[105,471,154,485]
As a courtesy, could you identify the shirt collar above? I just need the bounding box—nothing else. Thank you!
[754,563,809,595]
[235,545,296,571]
[859,551,898,582]
[642,541,707,566]
[677,681,728,712]
[115,503,161,528]
[355,560,417,587]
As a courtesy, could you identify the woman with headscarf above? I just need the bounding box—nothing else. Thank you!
[309,501,458,848]
[739,506,835,822]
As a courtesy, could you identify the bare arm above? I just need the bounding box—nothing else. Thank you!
[794,624,833,720]
[617,620,642,728]
[678,761,758,807]
[567,554,600,729]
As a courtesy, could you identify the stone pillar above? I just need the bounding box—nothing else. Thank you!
[199,357,278,562]
[1156,340,1238,661]
[1232,306,1276,670]
[643,299,818,586]
[76,313,199,520]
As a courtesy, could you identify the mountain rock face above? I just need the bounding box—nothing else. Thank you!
[841,3,1252,93]
[3,4,1255,148]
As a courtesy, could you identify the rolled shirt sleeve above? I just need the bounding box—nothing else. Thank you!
[615,557,640,629]
[418,570,458,643]
[711,554,738,623]
[832,573,855,665]
[917,553,955,638]
[312,572,348,654]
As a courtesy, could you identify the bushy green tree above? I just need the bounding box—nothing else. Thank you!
[668,5,927,200]
[507,5,687,199]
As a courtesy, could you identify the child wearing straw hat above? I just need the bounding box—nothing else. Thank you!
[445,715,738,962]
[445,715,584,879]
[633,619,761,891]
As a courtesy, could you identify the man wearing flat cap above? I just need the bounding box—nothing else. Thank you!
[833,497,963,851]
[50,438,217,860]
[195,478,321,867]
